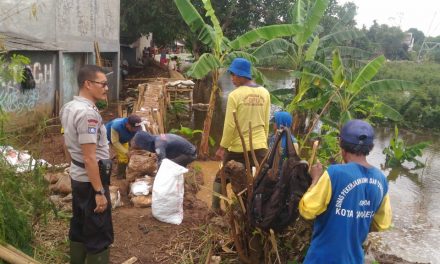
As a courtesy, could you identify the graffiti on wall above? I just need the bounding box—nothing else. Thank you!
[0,62,54,113]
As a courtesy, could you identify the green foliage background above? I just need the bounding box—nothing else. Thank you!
[374,61,440,130]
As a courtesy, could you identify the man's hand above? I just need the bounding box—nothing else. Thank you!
[215,147,225,161]
[94,194,108,213]
[310,160,323,185]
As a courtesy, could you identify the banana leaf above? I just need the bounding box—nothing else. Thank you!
[174,0,216,47]
[186,53,221,79]
[229,24,297,50]
[348,55,385,94]
[359,79,417,94]
[320,30,364,44]
[252,38,296,59]
[296,0,329,46]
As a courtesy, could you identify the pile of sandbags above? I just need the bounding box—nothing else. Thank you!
[129,176,155,208]
[45,167,123,210]
[126,150,158,182]
[47,168,71,194]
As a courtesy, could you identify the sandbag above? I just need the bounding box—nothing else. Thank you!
[131,195,152,208]
[152,159,188,225]
[130,178,152,196]
[109,185,123,209]
[44,172,64,184]
[50,173,72,194]
[126,150,158,181]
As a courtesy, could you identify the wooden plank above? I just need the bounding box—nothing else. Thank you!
[0,244,42,264]
[122,256,138,264]
[117,102,122,117]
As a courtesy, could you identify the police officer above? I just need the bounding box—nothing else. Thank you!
[105,114,142,179]
[60,65,113,264]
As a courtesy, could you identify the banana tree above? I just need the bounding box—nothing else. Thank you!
[174,0,296,158]
[250,0,368,133]
[293,49,416,145]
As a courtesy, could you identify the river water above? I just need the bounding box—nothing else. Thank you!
[197,69,440,263]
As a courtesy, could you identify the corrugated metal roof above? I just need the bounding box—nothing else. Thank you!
[0,31,62,51]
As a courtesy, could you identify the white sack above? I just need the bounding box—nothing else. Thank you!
[130,178,152,196]
[152,159,188,225]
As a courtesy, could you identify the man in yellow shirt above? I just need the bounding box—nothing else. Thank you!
[213,57,270,210]
[299,119,392,263]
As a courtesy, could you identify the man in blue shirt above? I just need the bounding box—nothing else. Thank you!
[105,115,142,179]
[132,131,196,167]
[299,119,392,264]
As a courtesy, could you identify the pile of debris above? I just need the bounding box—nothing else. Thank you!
[44,149,159,211]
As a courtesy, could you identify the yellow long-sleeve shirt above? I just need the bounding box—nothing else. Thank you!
[220,85,270,152]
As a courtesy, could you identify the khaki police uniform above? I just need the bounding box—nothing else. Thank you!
[60,96,114,254]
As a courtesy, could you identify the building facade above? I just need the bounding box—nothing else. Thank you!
[0,0,120,129]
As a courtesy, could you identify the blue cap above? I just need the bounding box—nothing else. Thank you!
[228,58,252,79]
[274,111,293,128]
[340,119,374,145]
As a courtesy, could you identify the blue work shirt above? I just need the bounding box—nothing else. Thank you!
[105,118,137,144]
[304,163,389,264]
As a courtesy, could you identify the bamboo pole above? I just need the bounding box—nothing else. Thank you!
[301,93,337,152]
[0,244,41,264]
[308,140,320,173]
[248,122,259,171]
[232,111,253,200]
[94,41,108,107]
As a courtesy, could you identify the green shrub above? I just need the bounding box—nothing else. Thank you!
[383,126,430,168]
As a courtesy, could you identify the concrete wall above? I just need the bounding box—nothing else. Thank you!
[0,0,120,129]
[0,51,58,129]
[0,0,120,52]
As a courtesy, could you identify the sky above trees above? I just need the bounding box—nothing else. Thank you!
[339,0,440,37]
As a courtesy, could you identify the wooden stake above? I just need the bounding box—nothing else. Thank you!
[94,41,108,107]
[308,140,319,172]
[232,111,253,200]
[0,243,42,264]
[117,102,122,118]
[269,229,281,264]
[248,122,259,171]
[121,257,138,264]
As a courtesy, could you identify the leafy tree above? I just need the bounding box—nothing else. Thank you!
[250,0,367,134]
[120,0,191,45]
[374,61,440,130]
[175,0,295,158]
[295,49,415,145]
[121,0,296,50]
[407,27,425,51]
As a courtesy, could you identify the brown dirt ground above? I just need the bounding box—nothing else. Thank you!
[32,63,425,264]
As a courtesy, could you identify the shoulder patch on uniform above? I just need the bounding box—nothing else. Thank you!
[88,119,99,125]
[88,127,97,134]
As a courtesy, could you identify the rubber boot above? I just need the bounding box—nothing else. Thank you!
[117,163,127,179]
[85,248,109,264]
[70,241,86,264]
[211,182,222,210]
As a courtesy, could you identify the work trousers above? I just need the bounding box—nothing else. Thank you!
[69,179,114,254]
[170,153,197,167]
[115,142,129,164]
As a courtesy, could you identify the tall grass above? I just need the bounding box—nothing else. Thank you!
[0,113,61,261]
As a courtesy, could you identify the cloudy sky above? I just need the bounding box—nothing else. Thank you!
[338,0,440,37]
